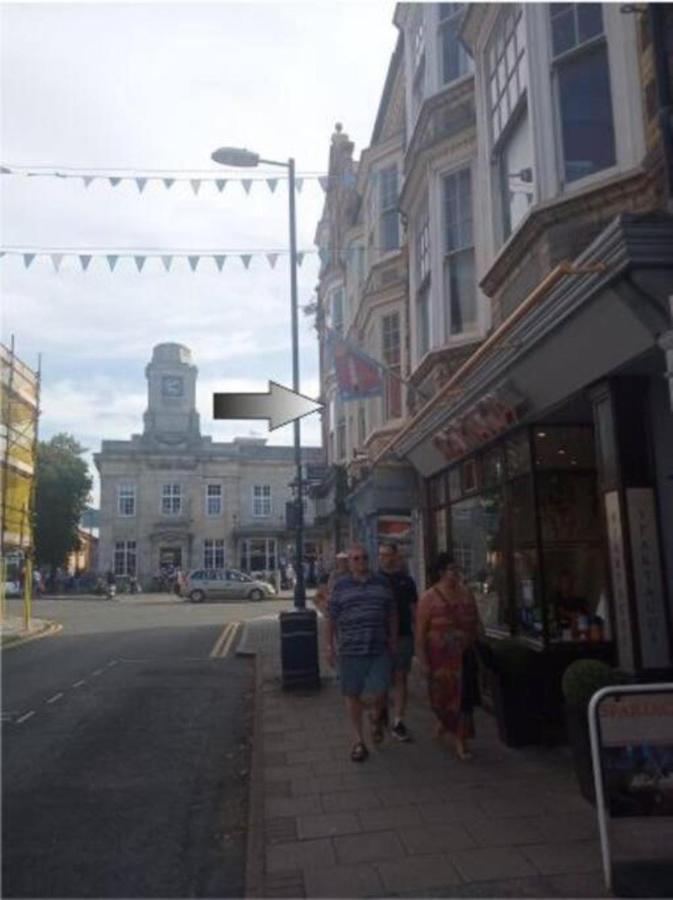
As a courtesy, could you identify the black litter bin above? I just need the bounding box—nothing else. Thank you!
[279,609,320,690]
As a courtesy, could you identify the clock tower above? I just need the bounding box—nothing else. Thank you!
[143,343,200,443]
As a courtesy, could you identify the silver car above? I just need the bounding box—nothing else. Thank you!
[183,568,275,603]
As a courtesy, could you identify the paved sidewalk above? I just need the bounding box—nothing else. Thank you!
[0,614,62,646]
[240,612,609,899]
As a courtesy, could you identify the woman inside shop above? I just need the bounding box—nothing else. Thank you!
[415,553,482,760]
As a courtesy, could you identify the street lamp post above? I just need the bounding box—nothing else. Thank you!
[210,147,305,610]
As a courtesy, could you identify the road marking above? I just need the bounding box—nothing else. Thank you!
[72,680,86,688]
[91,669,104,677]
[46,692,64,704]
[210,623,234,658]
[16,710,35,724]
[221,622,240,657]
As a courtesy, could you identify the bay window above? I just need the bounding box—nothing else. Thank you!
[415,204,431,359]
[379,165,399,252]
[550,3,616,183]
[438,4,471,85]
[487,5,534,241]
[443,167,477,336]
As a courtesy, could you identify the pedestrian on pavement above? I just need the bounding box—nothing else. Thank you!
[415,553,482,760]
[326,544,397,762]
[378,542,418,742]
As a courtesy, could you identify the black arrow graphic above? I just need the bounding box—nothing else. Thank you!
[213,381,324,431]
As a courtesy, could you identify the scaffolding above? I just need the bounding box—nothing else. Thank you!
[0,338,41,627]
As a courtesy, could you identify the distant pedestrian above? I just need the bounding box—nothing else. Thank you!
[378,542,418,742]
[326,545,397,762]
[415,553,482,760]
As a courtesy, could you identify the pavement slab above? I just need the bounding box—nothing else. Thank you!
[241,613,609,899]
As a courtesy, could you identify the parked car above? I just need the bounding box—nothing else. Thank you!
[183,569,275,603]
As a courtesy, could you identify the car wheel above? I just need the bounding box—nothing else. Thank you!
[249,589,264,602]
[189,589,205,603]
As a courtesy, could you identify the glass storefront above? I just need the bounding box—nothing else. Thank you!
[427,424,611,647]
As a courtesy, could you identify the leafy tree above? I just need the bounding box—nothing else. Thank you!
[35,433,92,572]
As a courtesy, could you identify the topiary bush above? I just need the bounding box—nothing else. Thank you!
[561,658,624,709]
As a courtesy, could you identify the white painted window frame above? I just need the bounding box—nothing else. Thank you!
[114,539,136,576]
[203,538,225,569]
[117,482,136,518]
[205,483,223,517]
[252,484,271,518]
[161,482,182,516]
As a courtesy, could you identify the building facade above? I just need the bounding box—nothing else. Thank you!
[316,3,673,676]
[95,343,325,586]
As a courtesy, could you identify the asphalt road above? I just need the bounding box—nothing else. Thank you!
[2,594,292,898]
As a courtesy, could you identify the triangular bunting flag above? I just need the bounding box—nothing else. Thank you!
[240,254,252,269]
[135,256,146,273]
[215,179,227,193]
[50,254,64,272]
[79,255,92,271]
[266,253,278,269]
[188,255,200,272]
[296,252,305,267]
[163,178,175,190]
[318,176,329,192]
[295,178,304,193]
[190,179,201,195]
[0,166,11,174]
[0,251,5,258]
[214,255,226,271]
[135,178,148,193]
[107,255,119,272]
[242,179,253,195]
[109,177,122,187]
[267,178,278,193]
[24,253,36,269]
[161,256,173,272]
[82,176,95,188]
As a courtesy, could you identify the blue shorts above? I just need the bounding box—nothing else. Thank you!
[338,653,392,698]
[392,635,414,674]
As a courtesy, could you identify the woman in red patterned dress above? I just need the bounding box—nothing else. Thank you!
[415,553,482,760]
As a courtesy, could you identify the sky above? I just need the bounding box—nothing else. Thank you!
[0,0,398,502]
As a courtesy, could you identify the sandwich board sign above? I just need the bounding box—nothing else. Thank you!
[589,684,673,898]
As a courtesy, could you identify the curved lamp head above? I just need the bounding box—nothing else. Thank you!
[211,147,260,168]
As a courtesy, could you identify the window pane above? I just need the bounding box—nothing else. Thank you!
[381,209,399,250]
[558,44,616,182]
[577,3,603,43]
[551,8,576,56]
[446,249,476,335]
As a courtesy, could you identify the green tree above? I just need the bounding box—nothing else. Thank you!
[35,433,92,573]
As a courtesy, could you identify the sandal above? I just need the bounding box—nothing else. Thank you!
[350,741,369,763]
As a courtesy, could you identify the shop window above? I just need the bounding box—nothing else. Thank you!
[534,425,595,470]
[434,507,449,555]
[482,447,505,487]
[448,467,462,501]
[461,458,479,494]
[450,489,506,630]
[505,430,531,476]
[429,472,447,507]
[510,476,541,636]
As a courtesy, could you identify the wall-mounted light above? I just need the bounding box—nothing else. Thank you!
[508,167,534,184]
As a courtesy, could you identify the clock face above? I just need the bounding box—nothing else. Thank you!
[162,375,184,397]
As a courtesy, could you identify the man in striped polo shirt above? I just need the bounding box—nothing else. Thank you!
[326,544,398,762]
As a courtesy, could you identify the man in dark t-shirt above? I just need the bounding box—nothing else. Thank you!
[378,542,418,742]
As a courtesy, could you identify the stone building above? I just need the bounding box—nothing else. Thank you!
[95,344,325,585]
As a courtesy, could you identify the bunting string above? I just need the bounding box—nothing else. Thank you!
[0,163,359,194]
[0,245,379,273]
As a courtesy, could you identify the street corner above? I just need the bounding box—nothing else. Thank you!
[0,618,63,649]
